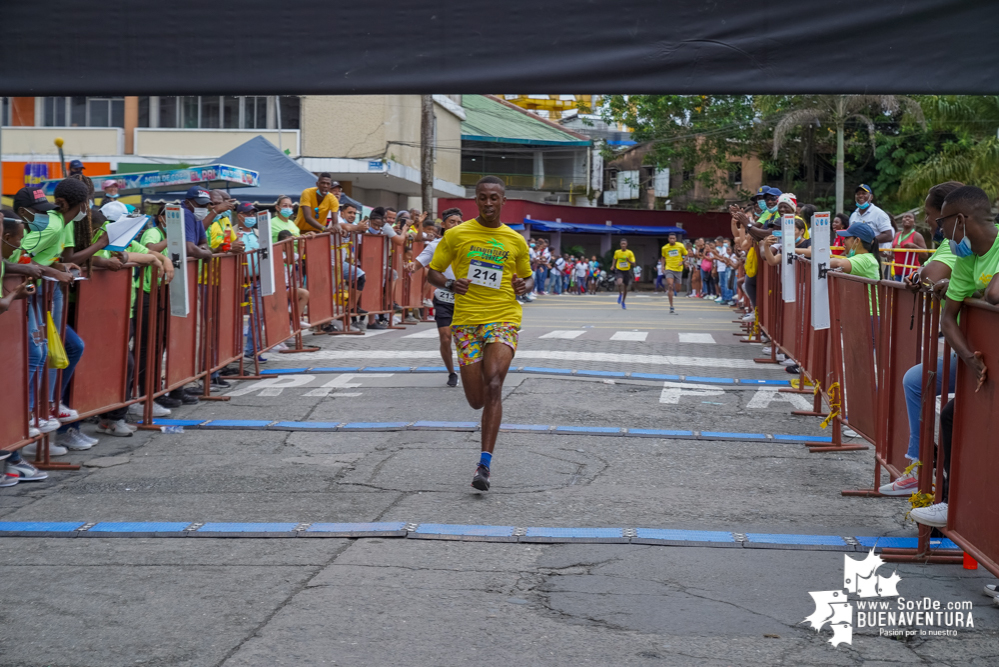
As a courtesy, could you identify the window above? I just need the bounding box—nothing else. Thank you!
[278,96,300,130]
[0,97,7,125]
[43,96,121,127]
[143,96,300,129]
[728,161,742,185]
[244,96,267,129]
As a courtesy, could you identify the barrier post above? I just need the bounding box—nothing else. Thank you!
[35,280,80,471]
[328,231,363,336]
[198,256,230,402]
[0,275,39,459]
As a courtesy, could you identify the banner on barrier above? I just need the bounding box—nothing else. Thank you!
[164,204,189,317]
[257,210,275,297]
[781,213,796,303]
[811,212,831,330]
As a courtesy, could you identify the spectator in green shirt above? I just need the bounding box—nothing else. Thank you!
[271,195,300,243]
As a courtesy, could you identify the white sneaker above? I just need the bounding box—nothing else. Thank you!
[878,464,919,496]
[23,441,68,457]
[422,298,434,308]
[97,419,134,437]
[982,584,999,599]
[74,428,100,444]
[6,459,47,482]
[273,342,289,352]
[31,414,60,434]
[843,427,859,438]
[781,358,797,366]
[762,346,771,355]
[61,429,93,451]
[0,470,18,487]
[129,402,171,418]
[910,502,948,528]
[776,353,786,362]
[56,404,79,423]
[741,311,755,322]
[29,426,41,438]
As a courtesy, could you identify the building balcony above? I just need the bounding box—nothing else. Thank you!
[460,172,588,192]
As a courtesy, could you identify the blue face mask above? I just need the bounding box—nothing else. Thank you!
[242,215,257,228]
[949,218,973,258]
[108,193,119,199]
[26,210,50,232]
[280,208,294,218]
[857,200,871,211]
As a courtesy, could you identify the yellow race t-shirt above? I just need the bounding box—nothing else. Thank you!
[428,219,532,327]
[660,243,687,272]
[613,249,636,271]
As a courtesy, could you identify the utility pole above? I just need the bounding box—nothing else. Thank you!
[420,95,434,216]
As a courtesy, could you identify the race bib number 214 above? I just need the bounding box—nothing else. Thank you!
[469,259,503,289]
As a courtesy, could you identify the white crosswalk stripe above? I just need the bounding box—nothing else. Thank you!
[678,333,717,344]
[402,329,441,339]
[610,331,649,342]
[539,330,587,339]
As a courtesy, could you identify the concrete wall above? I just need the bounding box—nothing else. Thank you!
[300,95,461,186]
[2,127,122,156]
[133,129,300,159]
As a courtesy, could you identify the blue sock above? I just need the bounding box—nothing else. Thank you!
[479,452,492,468]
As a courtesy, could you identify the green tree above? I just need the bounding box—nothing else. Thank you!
[602,95,756,209]
[899,96,999,200]
[765,95,924,214]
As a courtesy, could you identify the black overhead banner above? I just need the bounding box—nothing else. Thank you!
[2,0,998,96]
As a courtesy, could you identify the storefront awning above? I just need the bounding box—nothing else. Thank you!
[36,164,260,196]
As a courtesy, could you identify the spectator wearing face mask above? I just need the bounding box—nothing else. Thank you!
[271,195,300,243]
[850,184,895,251]
[99,180,121,208]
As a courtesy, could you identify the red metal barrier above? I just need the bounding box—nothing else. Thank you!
[941,299,999,576]
[0,275,32,453]
[68,267,133,417]
[828,273,881,443]
[165,261,199,393]
[301,233,336,327]
[261,240,293,350]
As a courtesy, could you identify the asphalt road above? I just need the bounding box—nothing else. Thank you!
[1,292,995,666]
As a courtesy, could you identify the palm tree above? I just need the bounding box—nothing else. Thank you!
[768,96,924,213]
[899,96,999,200]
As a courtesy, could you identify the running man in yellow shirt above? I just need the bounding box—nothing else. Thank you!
[613,239,637,309]
[660,232,687,314]
[428,176,533,491]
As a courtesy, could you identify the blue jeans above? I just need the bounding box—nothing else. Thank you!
[27,293,47,412]
[700,269,716,296]
[552,272,563,295]
[244,285,264,356]
[717,269,733,301]
[534,267,548,293]
[903,353,958,460]
[49,286,84,406]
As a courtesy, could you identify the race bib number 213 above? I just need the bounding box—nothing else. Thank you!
[469,259,503,289]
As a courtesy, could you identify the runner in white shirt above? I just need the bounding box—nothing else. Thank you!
[410,207,463,386]
[849,183,895,252]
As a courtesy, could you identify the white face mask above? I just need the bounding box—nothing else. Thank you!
[193,207,209,221]
[72,207,87,222]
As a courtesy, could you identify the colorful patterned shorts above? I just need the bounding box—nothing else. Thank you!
[451,322,519,367]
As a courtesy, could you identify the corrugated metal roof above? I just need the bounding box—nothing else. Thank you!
[461,95,591,146]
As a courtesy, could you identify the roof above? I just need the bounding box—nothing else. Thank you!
[462,95,591,147]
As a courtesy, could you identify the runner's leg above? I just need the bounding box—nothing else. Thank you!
[438,326,455,375]
[665,275,675,309]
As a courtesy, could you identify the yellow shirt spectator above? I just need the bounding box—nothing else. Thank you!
[295,187,339,232]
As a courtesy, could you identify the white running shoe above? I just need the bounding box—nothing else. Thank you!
[56,404,79,423]
[273,342,289,352]
[72,428,100,445]
[0,470,18,487]
[6,459,47,482]
[28,426,41,438]
[781,358,797,366]
[910,502,948,528]
[776,353,786,362]
[741,311,756,322]
[129,402,171,418]
[762,346,771,355]
[843,427,859,438]
[878,465,919,496]
[23,441,68,457]
[96,419,134,437]
[31,415,60,434]
[61,429,94,451]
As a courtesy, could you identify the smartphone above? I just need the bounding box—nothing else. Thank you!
[69,267,82,278]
